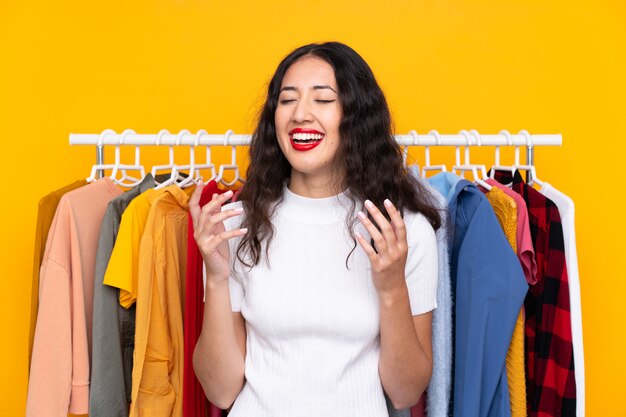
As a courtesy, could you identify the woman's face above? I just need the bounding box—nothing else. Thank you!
[275,55,344,194]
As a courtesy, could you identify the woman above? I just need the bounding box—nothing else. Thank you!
[191,41,441,417]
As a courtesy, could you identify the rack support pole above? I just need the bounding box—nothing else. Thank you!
[96,145,104,179]
[526,145,534,184]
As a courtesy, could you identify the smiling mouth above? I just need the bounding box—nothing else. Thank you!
[290,132,325,144]
[289,132,325,151]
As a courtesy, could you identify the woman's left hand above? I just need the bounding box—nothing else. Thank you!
[355,199,408,295]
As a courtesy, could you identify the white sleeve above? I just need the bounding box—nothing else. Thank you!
[221,201,245,312]
[404,212,439,315]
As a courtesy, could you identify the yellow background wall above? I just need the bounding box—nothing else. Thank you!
[1,0,624,415]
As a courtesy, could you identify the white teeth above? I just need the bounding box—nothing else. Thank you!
[291,133,324,141]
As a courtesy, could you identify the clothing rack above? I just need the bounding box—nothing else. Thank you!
[69,129,562,183]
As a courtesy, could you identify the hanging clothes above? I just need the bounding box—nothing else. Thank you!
[485,178,541,417]
[493,170,576,417]
[100,186,170,412]
[129,185,194,417]
[27,178,124,417]
[29,179,87,372]
[482,186,528,417]
[539,182,584,417]
[417,173,453,417]
[89,174,157,417]
[428,172,527,417]
[184,180,231,417]
[104,187,165,307]
[485,179,537,285]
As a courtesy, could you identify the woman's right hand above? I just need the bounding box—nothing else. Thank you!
[189,182,247,283]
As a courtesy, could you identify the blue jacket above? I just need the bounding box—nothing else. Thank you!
[429,173,528,417]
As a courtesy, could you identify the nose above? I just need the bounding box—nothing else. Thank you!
[291,98,313,123]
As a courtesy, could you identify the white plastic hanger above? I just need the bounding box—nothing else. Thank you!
[489,129,518,181]
[194,129,218,183]
[109,129,146,187]
[215,130,245,187]
[154,129,190,189]
[177,129,217,188]
[469,129,494,185]
[167,129,197,189]
[512,130,545,187]
[419,130,447,177]
[151,129,175,187]
[87,129,117,182]
[452,130,492,190]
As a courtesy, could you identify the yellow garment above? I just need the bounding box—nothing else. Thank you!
[485,187,527,417]
[129,185,194,417]
[104,188,166,308]
[29,179,87,371]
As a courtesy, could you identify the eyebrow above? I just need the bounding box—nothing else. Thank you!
[279,85,337,93]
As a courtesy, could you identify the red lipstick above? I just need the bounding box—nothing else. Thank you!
[289,128,325,152]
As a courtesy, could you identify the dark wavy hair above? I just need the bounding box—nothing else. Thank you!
[236,41,441,268]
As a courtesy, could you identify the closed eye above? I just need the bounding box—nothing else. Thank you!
[279,99,336,104]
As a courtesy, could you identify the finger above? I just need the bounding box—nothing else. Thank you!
[197,207,244,237]
[203,189,234,213]
[199,227,248,256]
[365,200,396,245]
[218,227,248,242]
[364,199,397,247]
[354,230,380,267]
[196,190,235,233]
[357,210,387,254]
[196,204,241,241]
[383,199,407,247]
[189,180,205,229]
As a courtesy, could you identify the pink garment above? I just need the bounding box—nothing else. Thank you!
[485,178,537,284]
[27,178,123,417]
